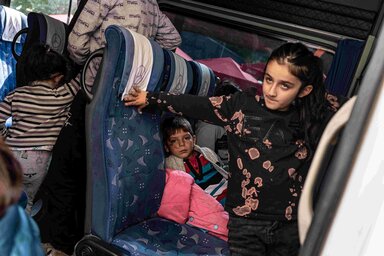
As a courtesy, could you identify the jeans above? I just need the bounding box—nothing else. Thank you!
[228,216,300,256]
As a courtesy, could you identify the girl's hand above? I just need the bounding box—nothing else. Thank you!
[123,86,148,113]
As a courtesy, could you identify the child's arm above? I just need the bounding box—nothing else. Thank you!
[0,93,13,136]
[124,87,242,127]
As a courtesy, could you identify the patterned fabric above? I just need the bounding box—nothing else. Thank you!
[69,0,181,63]
[145,88,339,221]
[112,218,229,255]
[116,27,165,96]
[87,25,228,253]
[12,150,52,214]
[88,25,165,241]
[165,145,228,205]
[0,81,80,150]
[121,30,154,99]
[189,61,216,97]
[163,49,193,94]
[68,0,181,86]
[0,6,27,101]
[184,153,227,204]
[104,107,165,236]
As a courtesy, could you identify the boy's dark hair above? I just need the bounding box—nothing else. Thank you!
[214,80,241,96]
[161,116,194,144]
[22,43,72,85]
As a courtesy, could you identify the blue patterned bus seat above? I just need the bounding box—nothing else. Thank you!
[80,25,228,255]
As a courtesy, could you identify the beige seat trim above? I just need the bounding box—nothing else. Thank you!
[298,96,357,244]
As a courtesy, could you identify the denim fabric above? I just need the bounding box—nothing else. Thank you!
[228,216,299,256]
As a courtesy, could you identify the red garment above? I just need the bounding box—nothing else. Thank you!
[157,168,229,241]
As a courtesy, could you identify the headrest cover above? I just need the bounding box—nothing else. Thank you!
[189,61,216,96]
[163,50,193,95]
[147,39,164,92]
[1,6,25,43]
[43,14,66,54]
[121,29,154,100]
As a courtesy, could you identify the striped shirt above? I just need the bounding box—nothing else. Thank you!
[0,81,80,151]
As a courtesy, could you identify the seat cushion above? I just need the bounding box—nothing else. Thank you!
[112,217,229,255]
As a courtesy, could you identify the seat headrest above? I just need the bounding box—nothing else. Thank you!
[163,49,193,95]
[104,25,216,100]
[189,60,216,96]
[115,26,165,99]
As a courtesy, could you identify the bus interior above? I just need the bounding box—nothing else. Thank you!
[1,0,384,255]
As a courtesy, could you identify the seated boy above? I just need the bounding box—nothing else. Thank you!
[162,116,227,205]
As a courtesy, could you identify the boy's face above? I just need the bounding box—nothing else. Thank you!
[262,60,312,111]
[165,129,195,159]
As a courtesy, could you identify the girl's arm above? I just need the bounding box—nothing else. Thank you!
[124,87,241,127]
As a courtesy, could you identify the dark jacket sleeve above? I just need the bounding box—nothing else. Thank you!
[146,92,243,127]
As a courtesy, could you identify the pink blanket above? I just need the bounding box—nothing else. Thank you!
[158,168,228,241]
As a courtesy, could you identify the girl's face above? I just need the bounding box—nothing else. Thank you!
[262,60,312,111]
[165,129,195,159]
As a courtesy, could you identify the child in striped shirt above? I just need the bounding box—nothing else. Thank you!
[162,116,228,205]
[0,44,80,213]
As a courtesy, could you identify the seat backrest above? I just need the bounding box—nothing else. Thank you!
[12,0,89,87]
[0,6,27,100]
[85,25,166,242]
[85,25,218,242]
[12,12,68,86]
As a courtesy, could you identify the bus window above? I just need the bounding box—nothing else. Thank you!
[10,0,77,23]
[164,11,334,92]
